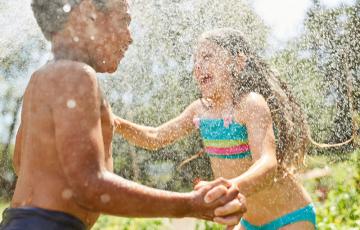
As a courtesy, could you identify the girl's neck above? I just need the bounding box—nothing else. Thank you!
[206,91,234,114]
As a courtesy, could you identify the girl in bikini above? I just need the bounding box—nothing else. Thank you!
[114,28,316,230]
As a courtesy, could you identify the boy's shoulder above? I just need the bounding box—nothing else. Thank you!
[33,60,98,89]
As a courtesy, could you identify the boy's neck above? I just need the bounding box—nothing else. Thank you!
[53,47,90,64]
[52,34,92,66]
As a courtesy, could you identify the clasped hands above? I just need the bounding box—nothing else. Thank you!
[190,177,246,229]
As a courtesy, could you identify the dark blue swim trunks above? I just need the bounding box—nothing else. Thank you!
[0,206,86,230]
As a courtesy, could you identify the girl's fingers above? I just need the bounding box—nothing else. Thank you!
[214,199,243,216]
[204,185,228,203]
[195,177,231,190]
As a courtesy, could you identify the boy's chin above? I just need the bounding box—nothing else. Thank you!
[94,62,119,73]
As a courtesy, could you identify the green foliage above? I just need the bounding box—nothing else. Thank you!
[92,216,163,230]
[316,183,360,229]
[0,144,15,200]
[0,200,7,214]
[304,150,360,229]
[195,221,225,230]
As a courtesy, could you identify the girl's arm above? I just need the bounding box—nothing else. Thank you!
[114,100,200,150]
[230,93,278,197]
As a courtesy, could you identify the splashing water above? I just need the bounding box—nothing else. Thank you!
[66,99,77,109]
[63,3,71,13]
[0,0,359,228]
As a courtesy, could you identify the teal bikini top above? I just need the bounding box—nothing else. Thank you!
[193,117,252,159]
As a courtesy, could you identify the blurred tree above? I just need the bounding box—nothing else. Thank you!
[304,1,359,146]
[272,1,359,154]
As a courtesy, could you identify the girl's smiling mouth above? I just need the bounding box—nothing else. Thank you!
[200,74,213,85]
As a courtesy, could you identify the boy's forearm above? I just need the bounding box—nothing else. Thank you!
[76,170,193,218]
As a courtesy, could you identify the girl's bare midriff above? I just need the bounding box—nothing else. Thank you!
[210,158,312,225]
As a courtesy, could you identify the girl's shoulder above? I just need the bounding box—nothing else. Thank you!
[236,92,268,110]
[234,92,270,122]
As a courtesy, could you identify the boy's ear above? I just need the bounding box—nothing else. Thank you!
[234,53,247,73]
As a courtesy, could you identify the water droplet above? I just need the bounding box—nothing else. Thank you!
[67,99,76,109]
[102,60,106,64]
[63,4,71,13]
[62,189,73,199]
[90,36,95,41]
[73,36,79,42]
[100,194,111,203]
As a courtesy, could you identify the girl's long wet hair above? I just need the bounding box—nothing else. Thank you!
[200,28,310,174]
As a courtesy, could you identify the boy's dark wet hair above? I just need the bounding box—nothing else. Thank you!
[31,0,122,41]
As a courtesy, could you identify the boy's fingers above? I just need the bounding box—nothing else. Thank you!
[194,181,209,190]
[213,214,241,226]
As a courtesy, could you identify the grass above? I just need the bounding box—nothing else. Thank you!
[92,216,164,230]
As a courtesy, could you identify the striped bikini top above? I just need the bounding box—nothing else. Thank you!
[193,116,252,159]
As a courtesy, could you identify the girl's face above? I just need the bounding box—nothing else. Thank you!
[194,39,237,99]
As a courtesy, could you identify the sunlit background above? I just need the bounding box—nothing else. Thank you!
[0,0,359,229]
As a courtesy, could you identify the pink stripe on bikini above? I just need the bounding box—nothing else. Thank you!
[205,144,250,155]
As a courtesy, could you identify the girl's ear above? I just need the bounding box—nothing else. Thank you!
[234,53,247,73]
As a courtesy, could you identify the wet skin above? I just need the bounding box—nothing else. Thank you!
[10,0,246,228]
